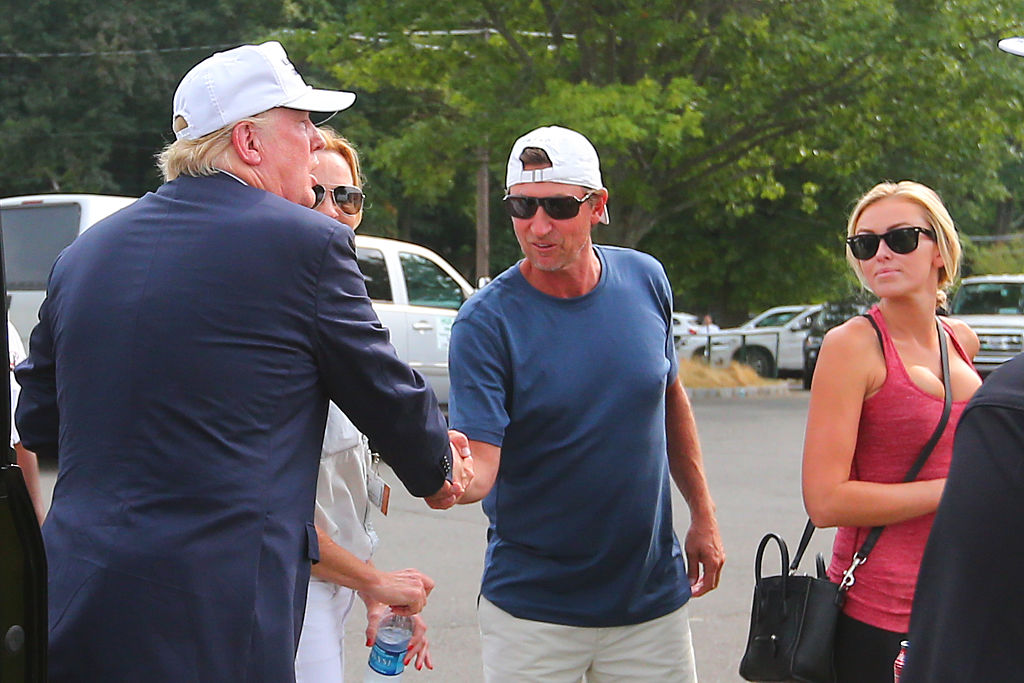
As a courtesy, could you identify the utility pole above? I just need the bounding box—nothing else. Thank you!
[475,145,490,284]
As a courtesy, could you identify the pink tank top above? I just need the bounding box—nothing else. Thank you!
[826,305,974,633]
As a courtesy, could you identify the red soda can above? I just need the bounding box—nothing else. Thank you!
[893,640,909,682]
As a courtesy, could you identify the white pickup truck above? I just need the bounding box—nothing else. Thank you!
[676,304,821,378]
[0,193,474,405]
[948,274,1024,378]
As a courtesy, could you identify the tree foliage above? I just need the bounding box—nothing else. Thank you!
[2,1,1023,317]
[0,0,311,197]
[294,0,1024,316]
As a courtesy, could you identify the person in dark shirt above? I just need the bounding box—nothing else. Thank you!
[900,36,1024,682]
[900,353,1024,681]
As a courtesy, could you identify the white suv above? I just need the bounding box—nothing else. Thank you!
[0,194,474,405]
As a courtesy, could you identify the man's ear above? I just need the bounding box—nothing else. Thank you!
[231,121,262,166]
[590,190,609,225]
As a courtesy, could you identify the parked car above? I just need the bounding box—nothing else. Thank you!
[354,235,475,405]
[0,194,474,405]
[672,312,700,346]
[801,301,871,389]
[678,304,821,378]
[947,274,1024,377]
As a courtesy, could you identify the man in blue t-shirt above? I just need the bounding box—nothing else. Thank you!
[448,125,725,682]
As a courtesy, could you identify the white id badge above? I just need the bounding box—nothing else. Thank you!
[367,470,390,515]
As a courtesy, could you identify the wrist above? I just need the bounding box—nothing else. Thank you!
[355,563,388,597]
[687,498,718,524]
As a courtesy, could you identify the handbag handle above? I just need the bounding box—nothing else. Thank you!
[792,315,953,577]
[755,532,791,603]
[755,533,789,585]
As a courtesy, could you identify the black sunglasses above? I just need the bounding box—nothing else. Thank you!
[846,226,936,260]
[312,184,364,215]
[502,192,596,220]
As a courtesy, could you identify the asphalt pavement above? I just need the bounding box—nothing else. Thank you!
[37,389,830,683]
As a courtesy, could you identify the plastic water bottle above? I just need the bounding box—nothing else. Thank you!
[893,640,908,682]
[364,610,413,681]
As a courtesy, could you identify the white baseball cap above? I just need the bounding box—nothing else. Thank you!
[172,41,356,141]
[505,126,608,224]
[999,37,1024,57]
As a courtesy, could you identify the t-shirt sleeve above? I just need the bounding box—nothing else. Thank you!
[448,315,510,447]
[653,264,679,381]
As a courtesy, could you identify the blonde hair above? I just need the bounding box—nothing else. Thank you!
[846,181,961,307]
[317,127,364,188]
[156,112,273,181]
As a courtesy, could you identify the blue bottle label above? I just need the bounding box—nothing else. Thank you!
[368,643,406,676]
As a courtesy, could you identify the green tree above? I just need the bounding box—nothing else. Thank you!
[293,0,1024,316]
[0,0,330,198]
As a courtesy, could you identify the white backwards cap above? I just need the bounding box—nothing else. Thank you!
[172,41,356,141]
[505,125,609,224]
[999,37,1024,57]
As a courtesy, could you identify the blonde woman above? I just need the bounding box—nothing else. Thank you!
[801,181,981,681]
[294,128,432,682]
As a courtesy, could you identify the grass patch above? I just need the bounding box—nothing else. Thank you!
[679,358,785,388]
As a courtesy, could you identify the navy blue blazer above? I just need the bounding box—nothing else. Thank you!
[15,173,451,682]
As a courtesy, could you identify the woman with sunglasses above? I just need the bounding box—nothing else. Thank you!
[801,181,980,682]
[294,127,432,682]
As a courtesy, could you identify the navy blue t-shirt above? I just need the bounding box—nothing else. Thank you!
[448,245,689,627]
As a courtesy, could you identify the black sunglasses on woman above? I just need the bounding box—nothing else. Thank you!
[846,226,936,260]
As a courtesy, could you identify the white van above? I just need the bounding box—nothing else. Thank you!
[0,194,137,344]
[0,194,474,405]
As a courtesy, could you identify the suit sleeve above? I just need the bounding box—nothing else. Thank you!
[14,295,59,459]
[312,227,451,498]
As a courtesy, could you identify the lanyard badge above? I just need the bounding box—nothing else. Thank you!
[366,451,390,515]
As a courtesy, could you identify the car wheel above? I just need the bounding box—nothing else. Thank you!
[735,347,775,378]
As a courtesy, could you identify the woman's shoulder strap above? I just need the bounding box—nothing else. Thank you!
[860,312,885,358]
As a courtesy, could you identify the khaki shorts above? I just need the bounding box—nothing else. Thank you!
[478,595,698,683]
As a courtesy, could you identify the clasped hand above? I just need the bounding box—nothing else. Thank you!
[424,430,474,509]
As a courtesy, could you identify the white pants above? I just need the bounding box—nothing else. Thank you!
[478,595,698,683]
[295,580,358,683]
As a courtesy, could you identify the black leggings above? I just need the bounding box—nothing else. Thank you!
[834,612,905,683]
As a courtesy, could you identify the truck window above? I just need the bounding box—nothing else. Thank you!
[1,204,81,290]
[356,247,392,302]
[400,252,464,310]
[951,283,1024,315]
[754,311,800,328]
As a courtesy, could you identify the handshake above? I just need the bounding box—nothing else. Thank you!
[423,429,475,510]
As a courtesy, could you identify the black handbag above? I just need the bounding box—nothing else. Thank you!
[739,530,844,682]
[739,317,953,683]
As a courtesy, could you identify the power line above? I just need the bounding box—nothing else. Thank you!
[965,232,1024,243]
[1,28,576,59]
[0,43,238,59]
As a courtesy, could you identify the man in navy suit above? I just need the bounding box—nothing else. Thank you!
[15,41,471,682]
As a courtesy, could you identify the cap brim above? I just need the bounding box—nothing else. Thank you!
[283,88,356,114]
[998,37,1024,57]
